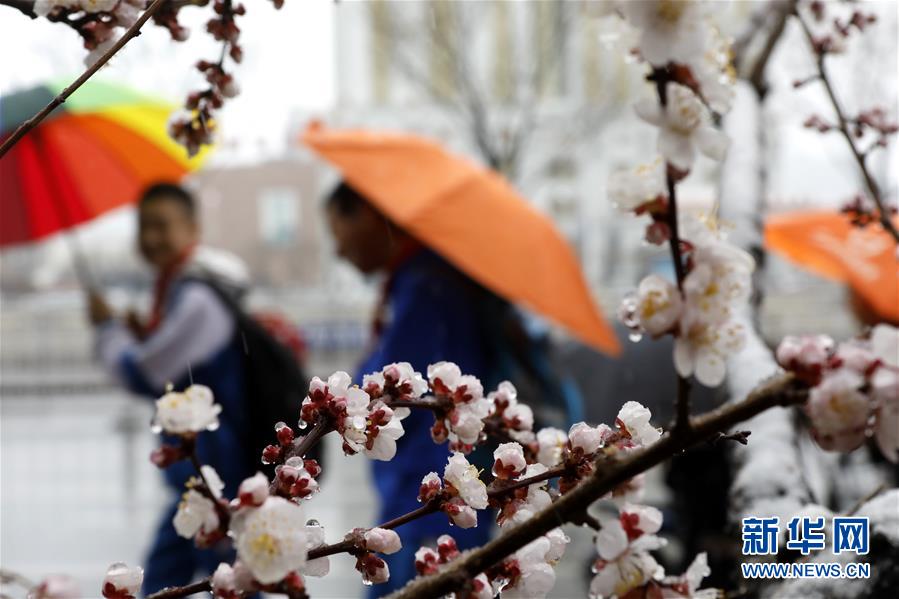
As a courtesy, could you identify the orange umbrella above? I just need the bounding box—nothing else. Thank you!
[764,210,899,322]
[303,123,621,356]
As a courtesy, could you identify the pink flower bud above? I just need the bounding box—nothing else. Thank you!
[275,422,294,446]
[419,472,443,502]
[150,444,183,468]
[364,527,402,554]
[414,547,441,575]
[261,444,281,465]
[356,553,389,585]
[237,472,269,507]
[492,442,527,479]
[101,563,143,599]
[436,534,460,561]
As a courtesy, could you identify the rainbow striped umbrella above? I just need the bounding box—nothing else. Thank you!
[0,79,208,249]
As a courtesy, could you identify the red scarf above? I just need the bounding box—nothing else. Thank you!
[143,245,196,335]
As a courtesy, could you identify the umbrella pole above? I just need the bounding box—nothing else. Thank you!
[63,229,97,291]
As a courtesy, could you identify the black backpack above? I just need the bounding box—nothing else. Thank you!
[187,276,322,475]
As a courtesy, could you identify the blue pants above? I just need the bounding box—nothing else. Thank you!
[141,498,242,596]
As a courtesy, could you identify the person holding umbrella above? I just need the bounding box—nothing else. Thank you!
[86,182,255,595]
[306,123,620,594]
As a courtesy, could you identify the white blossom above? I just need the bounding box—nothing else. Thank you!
[364,527,403,554]
[448,397,491,445]
[443,452,488,509]
[608,158,667,213]
[807,369,870,452]
[660,552,718,598]
[231,496,307,584]
[173,489,219,539]
[536,427,568,467]
[545,527,570,563]
[689,24,736,114]
[635,83,729,171]
[632,274,683,337]
[683,241,754,323]
[503,537,557,599]
[617,401,662,446]
[568,422,608,454]
[674,313,745,387]
[201,465,224,498]
[500,464,553,529]
[153,384,221,435]
[590,517,666,598]
[620,0,708,65]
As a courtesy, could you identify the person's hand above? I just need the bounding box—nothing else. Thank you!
[125,310,146,339]
[87,290,114,325]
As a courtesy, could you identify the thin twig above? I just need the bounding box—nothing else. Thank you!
[651,66,693,434]
[846,483,888,516]
[487,465,568,499]
[146,578,211,599]
[793,8,899,244]
[0,0,169,159]
[283,419,332,462]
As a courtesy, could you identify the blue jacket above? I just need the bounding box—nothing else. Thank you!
[356,250,495,594]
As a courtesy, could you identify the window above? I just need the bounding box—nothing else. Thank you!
[259,188,299,247]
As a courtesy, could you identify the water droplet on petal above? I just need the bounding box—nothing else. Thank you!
[298,420,309,430]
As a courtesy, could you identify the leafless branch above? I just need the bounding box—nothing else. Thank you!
[388,373,806,598]
[0,0,169,159]
[793,6,899,244]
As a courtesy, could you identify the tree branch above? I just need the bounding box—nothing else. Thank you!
[282,418,332,462]
[793,7,899,244]
[651,66,693,434]
[0,0,169,159]
[387,372,806,599]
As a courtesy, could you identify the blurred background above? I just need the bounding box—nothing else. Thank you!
[1,1,896,597]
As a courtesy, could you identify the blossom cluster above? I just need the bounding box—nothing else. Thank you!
[603,2,752,389]
[776,324,899,461]
[34,0,146,66]
[617,213,754,387]
[300,370,409,461]
[167,0,247,157]
[590,503,715,598]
